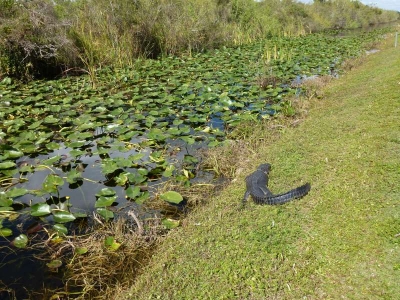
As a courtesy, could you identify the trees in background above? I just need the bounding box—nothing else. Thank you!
[0,0,398,81]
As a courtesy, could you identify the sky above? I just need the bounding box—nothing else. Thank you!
[297,0,400,12]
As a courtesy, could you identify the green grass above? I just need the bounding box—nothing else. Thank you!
[122,37,400,299]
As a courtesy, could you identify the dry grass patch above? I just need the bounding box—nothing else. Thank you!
[341,54,367,72]
[63,217,161,299]
[28,214,163,299]
[299,74,333,100]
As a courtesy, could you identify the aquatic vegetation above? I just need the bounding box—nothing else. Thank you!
[0,29,389,233]
[0,28,391,297]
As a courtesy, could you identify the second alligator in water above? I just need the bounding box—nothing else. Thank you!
[243,163,311,205]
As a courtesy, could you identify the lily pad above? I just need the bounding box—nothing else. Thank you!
[6,188,28,198]
[12,234,28,248]
[162,218,180,229]
[115,172,129,186]
[96,207,114,220]
[135,191,149,204]
[126,186,141,199]
[53,211,76,223]
[31,203,51,217]
[46,142,60,151]
[68,140,86,148]
[42,155,61,166]
[160,191,184,204]
[0,161,16,169]
[76,247,88,255]
[162,165,175,177]
[104,236,121,251]
[0,195,13,207]
[3,150,23,159]
[43,115,59,124]
[101,159,119,174]
[127,172,147,185]
[43,174,64,188]
[53,224,68,235]
[66,170,83,184]
[96,188,116,197]
[95,196,117,208]
[0,228,13,237]
[46,259,63,269]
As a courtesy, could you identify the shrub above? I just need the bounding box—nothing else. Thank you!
[0,0,79,80]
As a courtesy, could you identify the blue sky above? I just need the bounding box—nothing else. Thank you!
[297,0,400,12]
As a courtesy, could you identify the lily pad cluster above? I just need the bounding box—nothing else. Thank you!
[0,28,389,238]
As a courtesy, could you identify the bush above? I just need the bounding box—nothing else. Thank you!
[0,0,79,81]
[0,0,398,81]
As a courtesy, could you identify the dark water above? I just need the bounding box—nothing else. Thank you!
[0,130,216,299]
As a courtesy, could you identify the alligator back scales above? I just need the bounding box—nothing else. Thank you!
[243,163,311,205]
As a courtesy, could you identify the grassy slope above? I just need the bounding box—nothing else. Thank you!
[124,38,400,299]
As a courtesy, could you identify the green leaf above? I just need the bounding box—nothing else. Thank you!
[45,174,64,186]
[183,155,199,164]
[76,247,88,255]
[46,142,60,151]
[114,157,133,168]
[7,188,28,198]
[173,119,184,125]
[149,151,165,163]
[73,212,88,218]
[104,236,121,251]
[162,165,175,177]
[46,259,62,269]
[53,211,76,223]
[208,140,220,147]
[135,191,149,205]
[0,161,16,169]
[68,140,86,148]
[162,218,180,229]
[180,136,195,145]
[148,128,168,142]
[44,115,59,124]
[31,203,51,217]
[129,153,145,162]
[4,150,23,159]
[95,196,117,208]
[70,149,86,157]
[13,234,28,248]
[95,188,116,197]
[0,194,13,207]
[0,207,14,212]
[28,120,43,129]
[96,207,114,220]
[66,170,83,184]
[126,186,141,199]
[19,164,33,173]
[42,155,61,166]
[53,224,68,235]
[75,247,89,255]
[115,172,128,186]
[160,191,184,204]
[101,159,119,174]
[126,172,147,185]
[43,174,64,193]
[0,228,13,237]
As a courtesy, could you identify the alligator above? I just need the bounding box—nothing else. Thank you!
[242,163,311,205]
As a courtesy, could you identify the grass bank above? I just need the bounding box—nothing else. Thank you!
[122,37,400,299]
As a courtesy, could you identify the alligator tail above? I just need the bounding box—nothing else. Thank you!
[254,183,311,205]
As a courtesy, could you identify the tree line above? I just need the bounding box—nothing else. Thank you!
[0,0,398,81]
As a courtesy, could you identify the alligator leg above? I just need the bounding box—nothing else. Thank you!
[259,186,273,196]
[242,190,251,203]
